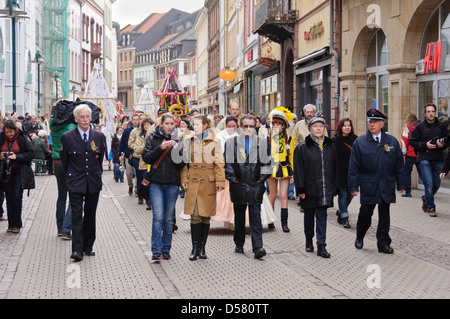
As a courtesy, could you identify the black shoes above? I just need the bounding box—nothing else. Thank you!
[355,238,364,249]
[336,211,350,228]
[317,244,331,258]
[355,237,394,254]
[70,252,83,262]
[378,245,394,254]
[234,246,266,259]
[71,250,95,261]
[254,248,266,259]
[342,217,350,228]
[305,238,314,252]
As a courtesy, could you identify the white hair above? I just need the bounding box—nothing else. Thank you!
[303,104,316,113]
[73,104,92,119]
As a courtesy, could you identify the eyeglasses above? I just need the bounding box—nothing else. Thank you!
[242,125,255,129]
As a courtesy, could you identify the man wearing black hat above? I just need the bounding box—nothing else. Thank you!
[348,108,406,254]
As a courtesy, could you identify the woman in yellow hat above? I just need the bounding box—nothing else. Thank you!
[267,107,296,232]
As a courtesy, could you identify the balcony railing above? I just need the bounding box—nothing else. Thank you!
[91,43,102,59]
[254,0,297,43]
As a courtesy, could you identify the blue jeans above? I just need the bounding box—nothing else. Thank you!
[113,163,124,181]
[337,187,354,218]
[149,183,179,254]
[419,160,443,211]
[288,179,294,198]
[404,156,422,193]
[54,163,72,235]
[304,206,328,245]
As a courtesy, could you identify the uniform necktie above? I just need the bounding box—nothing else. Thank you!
[375,137,380,144]
[83,133,87,145]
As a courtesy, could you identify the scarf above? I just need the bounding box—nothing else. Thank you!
[1,128,20,168]
[310,135,324,151]
[271,130,288,163]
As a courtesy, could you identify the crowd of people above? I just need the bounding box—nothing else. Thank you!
[0,101,449,263]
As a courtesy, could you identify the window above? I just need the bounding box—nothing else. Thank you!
[366,29,390,131]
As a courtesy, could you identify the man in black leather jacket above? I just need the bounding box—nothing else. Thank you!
[224,115,272,259]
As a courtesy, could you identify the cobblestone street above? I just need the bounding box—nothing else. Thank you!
[0,169,449,304]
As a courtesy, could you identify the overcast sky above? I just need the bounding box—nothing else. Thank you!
[112,0,205,28]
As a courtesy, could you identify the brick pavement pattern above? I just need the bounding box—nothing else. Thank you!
[1,169,449,299]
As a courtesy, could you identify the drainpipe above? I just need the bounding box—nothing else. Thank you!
[330,0,340,111]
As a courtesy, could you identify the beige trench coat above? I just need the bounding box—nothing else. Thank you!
[180,131,225,217]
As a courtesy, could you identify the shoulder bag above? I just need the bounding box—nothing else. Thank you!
[137,145,171,201]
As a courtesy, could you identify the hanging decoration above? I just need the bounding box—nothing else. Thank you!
[154,66,191,116]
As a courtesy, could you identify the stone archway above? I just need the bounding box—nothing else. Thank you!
[281,38,294,110]
[403,0,442,63]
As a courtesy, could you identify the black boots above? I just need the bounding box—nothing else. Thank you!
[317,244,331,258]
[189,223,201,261]
[198,223,210,259]
[306,239,331,258]
[281,208,290,232]
[305,238,314,252]
[336,211,350,228]
[189,223,210,261]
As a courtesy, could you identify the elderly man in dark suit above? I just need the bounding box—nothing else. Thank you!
[60,104,106,261]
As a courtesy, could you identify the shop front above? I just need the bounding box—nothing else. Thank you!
[416,0,450,190]
[294,1,333,124]
[340,0,450,190]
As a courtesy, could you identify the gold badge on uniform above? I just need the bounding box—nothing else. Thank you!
[91,141,97,152]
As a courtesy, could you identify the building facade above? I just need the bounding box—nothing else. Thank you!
[339,0,450,189]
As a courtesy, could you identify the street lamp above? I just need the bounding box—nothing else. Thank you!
[54,72,60,102]
[32,51,45,116]
[71,85,78,101]
[0,0,29,113]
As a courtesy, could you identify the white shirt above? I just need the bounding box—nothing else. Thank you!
[372,132,382,144]
[77,127,89,142]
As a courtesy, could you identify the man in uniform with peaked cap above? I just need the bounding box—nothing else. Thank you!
[348,108,406,254]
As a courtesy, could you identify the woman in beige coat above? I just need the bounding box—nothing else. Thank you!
[132,117,153,208]
[181,114,225,261]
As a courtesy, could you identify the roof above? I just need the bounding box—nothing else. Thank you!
[120,13,165,34]
[136,13,165,33]
[152,32,181,49]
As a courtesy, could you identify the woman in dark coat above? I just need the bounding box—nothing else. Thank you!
[294,117,339,258]
[142,113,185,261]
[0,120,35,233]
[111,126,124,182]
[332,118,357,228]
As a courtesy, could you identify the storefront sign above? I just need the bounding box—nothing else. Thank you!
[219,69,236,81]
[305,21,324,41]
[259,57,275,67]
[423,40,447,74]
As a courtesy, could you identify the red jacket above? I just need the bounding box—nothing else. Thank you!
[401,122,419,157]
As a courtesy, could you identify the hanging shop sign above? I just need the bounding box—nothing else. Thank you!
[219,69,236,81]
[259,57,275,67]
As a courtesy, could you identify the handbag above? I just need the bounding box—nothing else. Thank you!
[137,146,171,201]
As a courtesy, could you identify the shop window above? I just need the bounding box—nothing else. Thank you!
[366,29,390,131]
[417,0,450,189]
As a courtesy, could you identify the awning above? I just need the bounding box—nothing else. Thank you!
[233,82,242,94]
